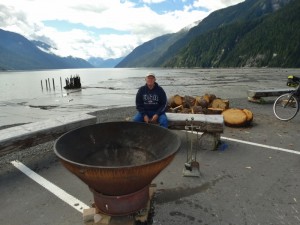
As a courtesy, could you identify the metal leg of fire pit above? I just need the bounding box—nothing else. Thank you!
[182,118,201,177]
[83,184,156,225]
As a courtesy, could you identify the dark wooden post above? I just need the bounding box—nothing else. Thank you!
[52,78,55,91]
[60,77,63,91]
[48,78,51,90]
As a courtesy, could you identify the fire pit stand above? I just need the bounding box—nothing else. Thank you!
[83,184,157,225]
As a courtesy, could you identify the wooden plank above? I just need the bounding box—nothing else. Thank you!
[247,89,293,98]
[166,113,224,133]
[0,113,97,156]
[135,184,156,223]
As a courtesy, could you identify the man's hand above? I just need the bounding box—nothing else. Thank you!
[143,115,150,123]
[150,114,158,123]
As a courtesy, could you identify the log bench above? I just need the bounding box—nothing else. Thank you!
[166,113,224,132]
[0,113,97,157]
[166,113,224,151]
[247,88,293,103]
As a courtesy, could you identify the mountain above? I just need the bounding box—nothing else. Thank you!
[88,57,124,68]
[116,0,297,68]
[164,0,300,67]
[31,40,53,53]
[115,21,200,68]
[0,29,93,70]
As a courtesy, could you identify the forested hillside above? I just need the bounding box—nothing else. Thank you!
[116,31,189,67]
[117,0,298,68]
[164,0,300,67]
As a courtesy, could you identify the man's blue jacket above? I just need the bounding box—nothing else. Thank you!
[135,82,167,117]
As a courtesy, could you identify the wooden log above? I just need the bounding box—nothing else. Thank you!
[166,113,224,132]
[202,94,211,105]
[48,78,51,90]
[0,113,97,157]
[211,98,229,110]
[206,107,224,114]
[168,105,183,113]
[174,95,183,106]
[221,108,247,127]
[135,184,156,223]
[183,95,196,108]
[191,105,204,114]
[179,108,192,114]
[194,96,201,103]
[60,77,63,90]
[243,109,254,124]
[204,93,216,104]
[199,132,220,151]
[168,95,183,107]
[45,79,48,90]
[167,96,176,108]
[195,96,209,108]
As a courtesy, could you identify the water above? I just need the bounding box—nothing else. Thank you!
[0,67,299,128]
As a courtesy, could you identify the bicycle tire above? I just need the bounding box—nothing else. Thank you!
[273,93,299,121]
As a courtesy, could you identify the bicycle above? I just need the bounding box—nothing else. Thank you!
[273,75,300,121]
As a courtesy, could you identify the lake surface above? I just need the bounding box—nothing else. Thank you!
[0,68,299,128]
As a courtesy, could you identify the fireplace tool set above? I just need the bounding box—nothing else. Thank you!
[182,117,201,177]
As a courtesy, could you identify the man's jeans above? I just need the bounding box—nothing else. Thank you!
[133,111,168,128]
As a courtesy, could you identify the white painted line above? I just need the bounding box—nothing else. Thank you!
[11,160,90,213]
[221,136,300,155]
[184,130,300,155]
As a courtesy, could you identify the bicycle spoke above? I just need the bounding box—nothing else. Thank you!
[273,94,299,121]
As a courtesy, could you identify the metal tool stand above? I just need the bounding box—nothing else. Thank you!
[182,117,201,177]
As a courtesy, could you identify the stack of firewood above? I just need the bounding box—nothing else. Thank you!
[167,94,253,127]
[167,94,229,114]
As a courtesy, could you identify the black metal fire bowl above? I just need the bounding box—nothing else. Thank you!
[54,121,181,197]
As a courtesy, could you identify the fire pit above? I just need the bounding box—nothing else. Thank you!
[54,121,181,216]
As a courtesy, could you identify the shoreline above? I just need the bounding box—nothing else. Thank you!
[1,67,300,129]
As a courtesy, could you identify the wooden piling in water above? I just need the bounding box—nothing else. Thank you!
[48,78,51,90]
[60,77,62,91]
[52,78,55,90]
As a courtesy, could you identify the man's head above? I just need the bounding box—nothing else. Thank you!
[145,72,156,89]
[146,72,156,79]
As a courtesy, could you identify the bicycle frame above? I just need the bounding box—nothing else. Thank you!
[273,76,300,121]
[285,85,300,106]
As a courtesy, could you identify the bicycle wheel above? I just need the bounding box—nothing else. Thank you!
[273,93,299,121]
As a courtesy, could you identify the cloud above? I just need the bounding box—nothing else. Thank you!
[193,0,244,11]
[142,0,166,3]
[0,4,39,35]
[0,0,244,60]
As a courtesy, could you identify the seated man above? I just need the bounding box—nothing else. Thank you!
[133,72,168,128]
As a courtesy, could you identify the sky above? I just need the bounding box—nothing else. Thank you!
[0,0,244,60]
